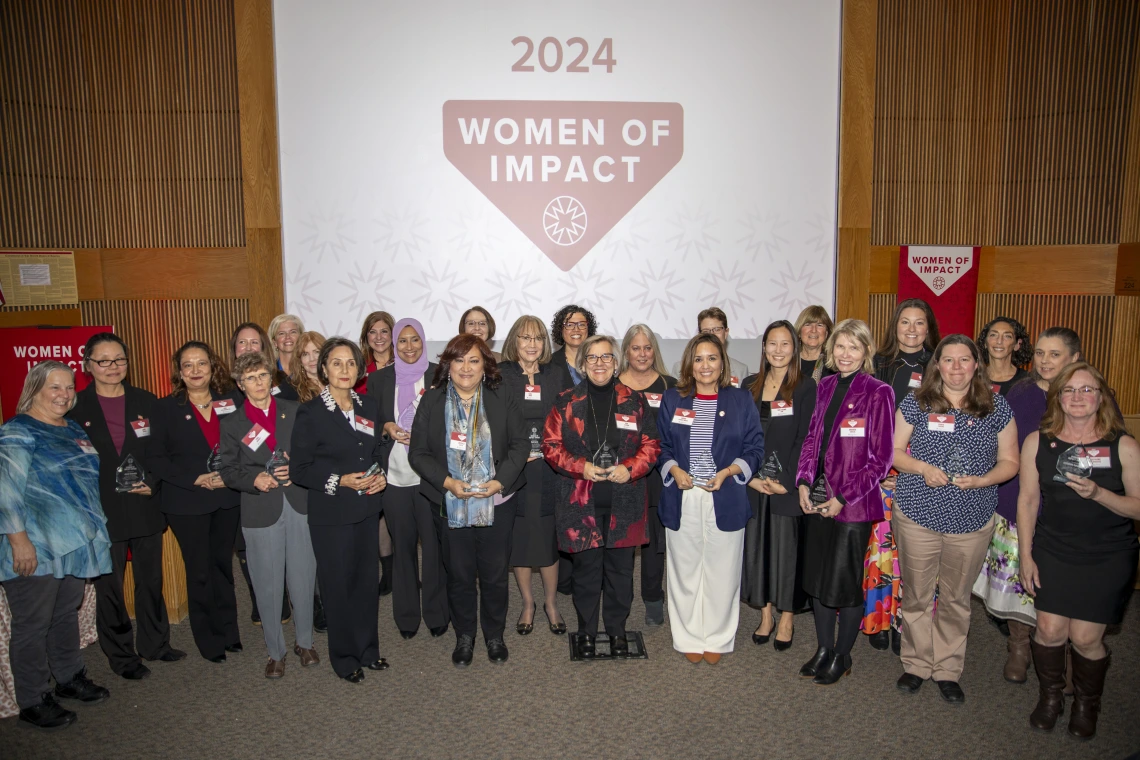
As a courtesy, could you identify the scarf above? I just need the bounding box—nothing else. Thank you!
[443,381,495,528]
[244,397,277,452]
[393,317,429,447]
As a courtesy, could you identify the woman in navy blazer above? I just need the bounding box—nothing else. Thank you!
[657,333,763,664]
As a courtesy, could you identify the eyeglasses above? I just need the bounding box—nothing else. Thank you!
[700,327,726,336]
[465,320,488,329]
[90,358,128,368]
[241,372,273,385]
[1060,386,1099,397]
[564,321,588,331]
[584,353,615,365]
[518,334,542,344]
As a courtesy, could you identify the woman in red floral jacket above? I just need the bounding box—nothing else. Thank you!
[542,335,661,658]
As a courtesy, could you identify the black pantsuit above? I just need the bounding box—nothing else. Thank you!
[95,533,170,669]
[573,546,635,637]
[166,508,241,658]
[309,513,381,677]
[384,485,448,633]
[640,507,666,603]
[434,500,516,640]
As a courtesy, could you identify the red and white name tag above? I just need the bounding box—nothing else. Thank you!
[645,392,662,408]
[770,400,794,417]
[243,423,270,451]
[1085,447,1111,468]
[730,376,741,388]
[212,399,237,415]
[130,418,151,437]
[449,431,469,450]
[615,413,638,431]
[355,415,375,436]
[839,418,866,437]
[270,386,281,396]
[76,438,97,455]
[991,383,1001,394]
[909,372,923,389]
[419,388,426,397]
[927,413,955,432]
[672,408,696,426]
[524,384,541,401]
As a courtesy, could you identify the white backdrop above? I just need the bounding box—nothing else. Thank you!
[274,0,841,353]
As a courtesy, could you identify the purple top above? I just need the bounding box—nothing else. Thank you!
[996,380,1046,523]
[96,393,127,455]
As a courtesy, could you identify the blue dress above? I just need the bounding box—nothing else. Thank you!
[0,415,112,582]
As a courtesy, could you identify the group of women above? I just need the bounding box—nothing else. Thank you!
[0,302,1135,742]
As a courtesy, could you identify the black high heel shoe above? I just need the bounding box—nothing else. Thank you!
[752,622,772,646]
[516,603,535,635]
[773,630,794,652]
[544,603,567,635]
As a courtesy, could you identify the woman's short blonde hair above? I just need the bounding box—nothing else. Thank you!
[618,324,667,376]
[576,334,619,376]
[16,361,76,415]
[824,319,876,374]
[501,315,552,364]
[267,313,305,360]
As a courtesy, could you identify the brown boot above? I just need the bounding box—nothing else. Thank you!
[1063,644,1074,696]
[1003,620,1032,683]
[1029,638,1067,731]
[1068,648,1110,740]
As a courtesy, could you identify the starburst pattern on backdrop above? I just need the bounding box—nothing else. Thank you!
[627,262,687,323]
[299,210,355,264]
[449,203,505,262]
[769,260,827,316]
[556,261,614,316]
[374,206,430,260]
[737,210,789,262]
[483,268,541,320]
[698,260,756,325]
[337,259,396,323]
[665,204,719,261]
[804,214,835,260]
[410,260,466,322]
[600,209,650,261]
[286,263,324,324]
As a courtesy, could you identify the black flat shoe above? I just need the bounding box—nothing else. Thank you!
[54,669,110,704]
[430,625,449,638]
[543,604,567,635]
[752,624,772,646]
[206,654,227,664]
[313,602,327,634]
[869,631,889,651]
[897,672,924,693]
[225,642,243,654]
[934,680,965,704]
[251,608,262,627]
[516,603,535,636]
[344,668,365,683]
[579,634,596,660]
[150,648,187,663]
[487,638,509,663]
[891,628,901,656]
[452,635,474,668]
[119,662,151,680]
[773,632,794,652]
[366,658,389,671]
[610,635,629,658]
[19,693,76,731]
[812,651,852,686]
[799,647,830,678]
[400,630,417,640]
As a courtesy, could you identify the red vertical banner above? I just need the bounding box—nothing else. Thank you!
[0,326,113,421]
[897,246,980,338]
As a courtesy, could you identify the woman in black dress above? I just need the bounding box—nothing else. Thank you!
[1017,362,1138,740]
[976,316,1031,396]
[617,324,675,627]
[741,320,815,651]
[499,316,570,635]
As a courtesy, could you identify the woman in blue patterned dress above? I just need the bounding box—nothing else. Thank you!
[0,361,113,731]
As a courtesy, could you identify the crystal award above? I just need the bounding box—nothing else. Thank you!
[760,451,784,480]
[945,445,968,483]
[265,449,289,484]
[1053,443,1093,483]
[690,450,717,488]
[206,444,223,473]
[809,473,830,508]
[114,453,146,493]
[529,425,543,458]
[462,454,490,494]
[592,443,617,471]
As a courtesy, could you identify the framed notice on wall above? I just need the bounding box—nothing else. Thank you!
[0,251,78,307]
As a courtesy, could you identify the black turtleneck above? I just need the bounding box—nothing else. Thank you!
[820,371,857,465]
[585,376,618,515]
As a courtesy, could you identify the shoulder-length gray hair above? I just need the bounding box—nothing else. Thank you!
[618,324,667,376]
[17,361,76,415]
[576,334,619,376]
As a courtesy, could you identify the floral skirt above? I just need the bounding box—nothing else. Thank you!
[861,487,901,634]
[971,514,1036,626]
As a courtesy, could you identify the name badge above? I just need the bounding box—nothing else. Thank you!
[909,372,923,389]
[730,376,741,388]
[130,418,151,437]
[615,413,638,431]
[524,384,541,401]
[991,383,1001,394]
[355,415,375,436]
[1085,446,1111,468]
[672,408,696,426]
[419,388,426,397]
[76,438,97,455]
[243,423,270,451]
[212,399,237,415]
[770,400,793,417]
[839,418,866,437]
[927,413,955,432]
[645,392,662,408]
[449,431,469,450]
[270,386,281,396]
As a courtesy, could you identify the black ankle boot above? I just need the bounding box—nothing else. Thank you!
[812,651,852,685]
[799,647,830,678]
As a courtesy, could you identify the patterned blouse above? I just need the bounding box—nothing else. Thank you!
[0,415,112,582]
[895,392,1014,534]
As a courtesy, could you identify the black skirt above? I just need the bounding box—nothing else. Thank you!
[510,458,557,568]
[741,494,809,612]
[1033,531,1138,625]
[801,515,873,608]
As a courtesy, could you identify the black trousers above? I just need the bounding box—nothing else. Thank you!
[309,513,380,677]
[166,508,240,660]
[434,499,515,641]
[1,575,85,708]
[572,545,635,637]
[385,485,449,632]
[640,506,666,603]
[95,531,172,673]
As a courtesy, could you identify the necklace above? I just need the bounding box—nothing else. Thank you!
[189,395,212,410]
[588,384,614,454]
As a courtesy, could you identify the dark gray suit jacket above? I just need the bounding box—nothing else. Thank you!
[219,397,308,528]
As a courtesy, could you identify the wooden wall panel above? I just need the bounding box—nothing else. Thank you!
[976,245,1118,294]
[1106,296,1140,414]
[0,305,81,327]
[868,293,895,348]
[0,0,245,249]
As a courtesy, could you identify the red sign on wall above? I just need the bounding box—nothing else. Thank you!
[0,326,112,421]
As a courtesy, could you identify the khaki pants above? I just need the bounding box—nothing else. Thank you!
[894,509,995,681]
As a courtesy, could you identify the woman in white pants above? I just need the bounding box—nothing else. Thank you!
[657,334,764,663]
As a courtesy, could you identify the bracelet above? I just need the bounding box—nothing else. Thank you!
[324,473,340,496]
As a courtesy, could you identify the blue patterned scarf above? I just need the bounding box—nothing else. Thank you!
[443,382,495,528]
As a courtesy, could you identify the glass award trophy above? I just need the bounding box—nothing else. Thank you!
[265,449,289,484]
[809,473,829,509]
[529,425,543,459]
[945,445,968,483]
[1053,443,1093,483]
[206,444,223,473]
[115,454,146,493]
[592,442,617,471]
[690,450,717,488]
[356,462,384,495]
[760,451,784,480]
[462,454,490,493]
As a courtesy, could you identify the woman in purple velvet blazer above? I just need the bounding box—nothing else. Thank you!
[794,319,895,686]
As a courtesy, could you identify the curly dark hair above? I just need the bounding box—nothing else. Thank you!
[432,334,502,389]
[976,316,1032,367]
[170,341,233,399]
[550,304,597,347]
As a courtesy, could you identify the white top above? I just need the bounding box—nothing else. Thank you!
[387,375,425,488]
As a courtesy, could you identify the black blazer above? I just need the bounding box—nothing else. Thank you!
[408,383,528,509]
[740,375,818,517]
[290,391,384,527]
[366,361,438,471]
[68,384,165,542]
[550,346,583,384]
[219,397,308,529]
[497,360,571,517]
[149,393,241,515]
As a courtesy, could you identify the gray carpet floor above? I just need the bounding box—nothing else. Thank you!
[2,554,1138,759]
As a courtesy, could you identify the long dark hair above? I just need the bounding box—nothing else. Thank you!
[976,316,1032,367]
[170,341,233,399]
[676,333,732,397]
[550,304,597,347]
[877,298,941,361]
[913,334,994,417]
[432,334,502,389]
[748,320,803,403]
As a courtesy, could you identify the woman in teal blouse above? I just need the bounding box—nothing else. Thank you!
[0,361,113,731]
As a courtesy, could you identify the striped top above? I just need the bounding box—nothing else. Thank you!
[688,394,718,480]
